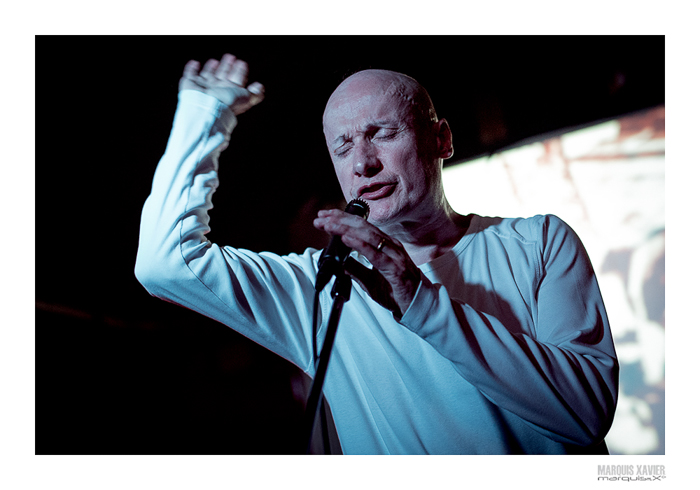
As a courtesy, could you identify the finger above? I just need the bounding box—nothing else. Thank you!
[200,58,219,79]
[314,212,388,254]
[317,209,338,218]
[182,59,200,79]
[340,233,395,265]
[340,215,390,253]
[246,82,265,106]
[215,53,236,79]
[228,59,249,86]
[315,208,366,226]
[248,81,265,96]
[230,82,265,115]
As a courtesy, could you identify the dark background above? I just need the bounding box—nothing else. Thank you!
[35,35,664,454]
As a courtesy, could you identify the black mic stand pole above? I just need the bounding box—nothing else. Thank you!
[303,272,352,454]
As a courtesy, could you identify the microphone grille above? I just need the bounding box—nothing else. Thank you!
[345,199,370,220]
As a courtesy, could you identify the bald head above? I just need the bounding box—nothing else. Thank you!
[323,69,437,130]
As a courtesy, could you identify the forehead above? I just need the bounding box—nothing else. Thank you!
[323,75,416,139]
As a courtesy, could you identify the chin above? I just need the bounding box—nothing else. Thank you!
[367,212,392,226]
[367,205,403,227]
[367,214,387,226]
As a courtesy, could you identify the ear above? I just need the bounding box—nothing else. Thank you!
[436,118,454,159]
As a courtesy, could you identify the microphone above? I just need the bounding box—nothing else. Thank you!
[315,199,370,292]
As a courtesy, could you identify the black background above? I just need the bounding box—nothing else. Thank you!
[35,35,664,454]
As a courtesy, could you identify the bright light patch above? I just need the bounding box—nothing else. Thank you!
[560,120,620,159]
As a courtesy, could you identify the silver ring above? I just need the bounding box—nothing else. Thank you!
[376,238,387,252]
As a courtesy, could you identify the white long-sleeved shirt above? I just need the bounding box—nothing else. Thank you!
[135,90,618,454]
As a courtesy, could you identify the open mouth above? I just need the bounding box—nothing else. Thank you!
[359,182,397,200]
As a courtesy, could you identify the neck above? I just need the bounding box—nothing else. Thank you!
[378,202,471,266]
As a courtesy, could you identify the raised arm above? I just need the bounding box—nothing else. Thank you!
[135,55,319,372]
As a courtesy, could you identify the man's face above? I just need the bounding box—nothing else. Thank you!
[322,74,441,226]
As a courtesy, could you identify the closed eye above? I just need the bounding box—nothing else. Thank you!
[372,127,402,140]
[333,125,403,158]
[334,143,352,157]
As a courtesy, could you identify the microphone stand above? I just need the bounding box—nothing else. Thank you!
[303,272,352,454]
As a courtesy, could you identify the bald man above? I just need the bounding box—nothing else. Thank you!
[136,54,618,454]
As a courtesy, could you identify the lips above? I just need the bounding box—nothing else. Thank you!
[358,182,397,200]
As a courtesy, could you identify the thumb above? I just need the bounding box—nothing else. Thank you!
[246,82,265,108]
[231,82,265,115]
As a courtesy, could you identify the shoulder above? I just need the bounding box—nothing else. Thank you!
[472,213,563,240]
[471,214,582,257]
[475,213,569,236]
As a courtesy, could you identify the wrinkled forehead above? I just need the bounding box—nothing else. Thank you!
[323,72,420,135]
[324,87,414,126]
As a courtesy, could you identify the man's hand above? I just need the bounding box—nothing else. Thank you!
[314,209,422,317]
[179,53,265,115]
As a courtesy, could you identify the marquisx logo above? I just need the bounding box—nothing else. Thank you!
[597,465,666,482]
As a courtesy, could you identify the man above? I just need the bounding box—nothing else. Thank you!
[135,53,618,454]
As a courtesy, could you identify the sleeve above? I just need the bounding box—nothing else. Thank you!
[399,215,618,447]
[134,90,317,374]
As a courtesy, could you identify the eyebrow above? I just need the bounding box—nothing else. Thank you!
[331,134,349,146]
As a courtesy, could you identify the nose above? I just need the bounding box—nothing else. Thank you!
[354,140,382,177]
